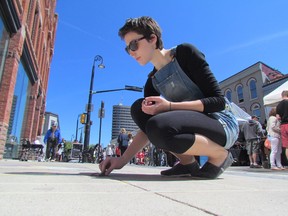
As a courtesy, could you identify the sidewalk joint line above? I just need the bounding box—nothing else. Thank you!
[115,178,219,216]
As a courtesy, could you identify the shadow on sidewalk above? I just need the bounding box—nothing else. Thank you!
[4,171,95,176]
[4,171,217,181]
[95,173,218,181]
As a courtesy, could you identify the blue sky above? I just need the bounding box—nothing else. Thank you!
[47,0,288,147]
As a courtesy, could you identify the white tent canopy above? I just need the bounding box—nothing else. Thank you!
[230,102,251,122]
[263,80,288,107]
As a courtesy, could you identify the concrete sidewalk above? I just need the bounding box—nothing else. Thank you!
[0,160,287,216]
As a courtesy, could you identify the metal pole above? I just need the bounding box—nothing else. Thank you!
[83,55,105,163]
[92,85,143,94]
[83,60,95,163]
[75,114,80,141]
[97,101,104,163]
[93,88,125,94]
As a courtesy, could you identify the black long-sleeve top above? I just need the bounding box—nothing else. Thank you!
[276,100,288,124]
[144,43,225,113]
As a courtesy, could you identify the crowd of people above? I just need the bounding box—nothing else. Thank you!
[99,128,169,166]
[102,139,172,167]
[268,90,288,169]
[237,90,288,170]
[18,121,65,162]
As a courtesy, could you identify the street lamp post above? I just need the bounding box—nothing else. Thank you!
[83,55,105,163]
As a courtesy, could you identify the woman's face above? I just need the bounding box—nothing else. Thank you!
[123,32,156,66]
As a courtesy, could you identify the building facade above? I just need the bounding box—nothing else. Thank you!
[42,111,60,135]
[0,0,58,159]
[219,61,287,124]
[111,104,139,140]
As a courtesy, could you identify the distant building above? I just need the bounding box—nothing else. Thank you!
[219,61,287,124]
[0,0,58,159]
[42,112,60,135]
[111,104,139,140]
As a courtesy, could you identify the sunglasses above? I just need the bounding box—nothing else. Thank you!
[125,36,146,54]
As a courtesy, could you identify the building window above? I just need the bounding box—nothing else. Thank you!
[0,16,10,85]
[7,60,30,145]
[236,85,244,103]
[251,104,261,119]
[249,79,257,99]
[225,89,232,102]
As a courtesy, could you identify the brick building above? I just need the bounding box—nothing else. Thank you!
[219,61,287,124]
[0,0,58,159]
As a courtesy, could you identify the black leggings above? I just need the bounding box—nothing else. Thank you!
[131,98,226,154]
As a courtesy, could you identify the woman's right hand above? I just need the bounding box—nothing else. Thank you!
[99,130,149,176]
[99,156,126,176]
[142,96,170,115]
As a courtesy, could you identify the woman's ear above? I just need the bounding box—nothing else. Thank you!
[148,34,157,49]
[149,34,157,42]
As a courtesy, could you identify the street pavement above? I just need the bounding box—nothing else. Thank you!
[0,159,287,216]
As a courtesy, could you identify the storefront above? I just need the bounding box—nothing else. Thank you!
[0,0,21,159]
[0,0,58,160]
[4,61,31,158]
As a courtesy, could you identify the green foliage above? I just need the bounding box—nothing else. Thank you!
[64,141,72,151]
[89,144,95,149]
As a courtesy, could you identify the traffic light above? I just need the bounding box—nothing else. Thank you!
[80,113,86,124]
[98,101,105,118]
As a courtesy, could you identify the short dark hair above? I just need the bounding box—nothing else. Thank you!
[118,16,163,50]
[281,90,288,98]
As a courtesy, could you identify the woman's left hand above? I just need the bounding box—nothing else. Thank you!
[142,96,170,115]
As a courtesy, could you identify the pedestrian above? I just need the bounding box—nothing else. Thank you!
[99,16,239,179]
[44,122,61,161]
[117,128,129,156]
[56,143,64,162]
[242,116,264,168]
[115,146,121,157]
[128,132,133,146]
[128,133,136,164]
[266,108,284,170]
[106,144,114,157]
[276,90,288,162]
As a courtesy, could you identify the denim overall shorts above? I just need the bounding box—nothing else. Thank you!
[151,49,239,149]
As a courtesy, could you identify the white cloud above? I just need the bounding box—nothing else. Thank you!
[220,30,288,54]
[59,20,106,41]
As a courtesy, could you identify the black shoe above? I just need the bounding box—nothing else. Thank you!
[161,161,200,177]
[253,164,262,168]
[193,152,234,179]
